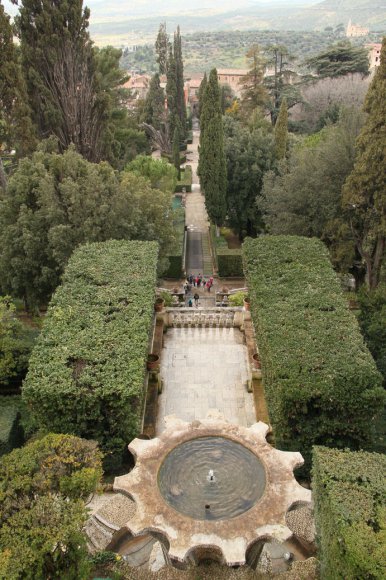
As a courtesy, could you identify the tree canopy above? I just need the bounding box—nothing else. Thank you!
[306,41,370,78]
[342,37,386,290]
[240,44,268,116]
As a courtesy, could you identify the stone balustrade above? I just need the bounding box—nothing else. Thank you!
[164,307,244,328]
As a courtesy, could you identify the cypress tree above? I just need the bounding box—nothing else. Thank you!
[0,4,36,159]
[199,68,227,226]
[166,45,178,139]
[155,22,169,75]
[198,72,207,120]
[172,122,181,180]
[15,0,107,162]
[143,73,165,129]
[174,26,187,139]
[274,97,288,160]
[342,37,386,290]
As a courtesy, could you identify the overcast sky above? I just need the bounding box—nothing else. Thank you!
[2,0,321,18]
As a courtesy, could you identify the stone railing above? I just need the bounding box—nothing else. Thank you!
[164,307,244,328]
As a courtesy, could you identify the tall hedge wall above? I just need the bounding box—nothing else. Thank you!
[313,446,386,579]
[23,240,158,468]
[210,226,243,277]
[243,236,384,469]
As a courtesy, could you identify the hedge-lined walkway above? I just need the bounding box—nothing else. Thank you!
[185,129,213,280]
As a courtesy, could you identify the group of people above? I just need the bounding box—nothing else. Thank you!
[184,273,215,307]
[185,273,214,293]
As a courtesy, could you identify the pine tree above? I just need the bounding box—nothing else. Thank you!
[143,73,165,129]
[274,98,288,160]
[174,26,187,139]
[307,41,370,78]
[342,37,386,290]
[155,22,169,75]
[240,45,268,116]
[199,69,227,226]
[198,72,207,120]
[15,0,107,162]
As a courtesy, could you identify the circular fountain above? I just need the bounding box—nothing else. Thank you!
[114,412,311,566]
[158,436,266,520]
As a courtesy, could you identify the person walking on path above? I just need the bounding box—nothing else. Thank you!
[194,293,199,307]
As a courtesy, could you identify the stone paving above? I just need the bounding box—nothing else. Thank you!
[156,326,256,434]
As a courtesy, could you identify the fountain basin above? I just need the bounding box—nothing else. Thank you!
[158,436,266,521]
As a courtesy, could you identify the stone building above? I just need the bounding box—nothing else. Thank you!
[367,43,382,69]
[217,69,248,97]
[346,19,369,38]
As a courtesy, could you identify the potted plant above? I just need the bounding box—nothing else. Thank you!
[229,291,246,307]
[147,353,160,371]
[243,295,251,311]
[154,297,165,312]
[252,352,261,369]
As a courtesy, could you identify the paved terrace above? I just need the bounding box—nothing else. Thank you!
[157,325,256,434]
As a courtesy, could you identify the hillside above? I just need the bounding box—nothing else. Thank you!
[286,0,386,31]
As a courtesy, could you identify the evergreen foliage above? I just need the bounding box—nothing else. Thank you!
[0,433,102,579]
[0,297,37,390]
[0,4,36,159]
[143,73,165,130]
[358,284,386,387]
[166,45,178,139]
[0,144,174,309]
[199,69,227,226]
[243,236,385,471]
[223,116,275,238]
[155,22,169,75]
[197,72,207,119]
[15,0,108,162]
[174,26,187,139]
[172,123,181,179]
[125,155,177,193]
[342,37,386,290]
[274,97,288,159]
[240,45,268,115]
[22,240,158,468]
[307,41,370,78]
[313,446,386,580]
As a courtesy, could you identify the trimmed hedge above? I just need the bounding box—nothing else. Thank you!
[23,240,158,469]
[165,208,185,279]
[0,396,24,456]
[210,225,243,277]
[187,130,193,144]
[243,236,385,470]
[313,446,386,579]
[175,165,193,193]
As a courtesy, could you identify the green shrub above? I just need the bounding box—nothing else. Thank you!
[210,225,243,277]
[0,433,102,580]
[0,297,38,391]
[313,446,386,580]
[175,165,193,193]
[0,396,24,456]
[243,236,385,470]
[187,130,193,144]
[23,240,158,467]
[165,208,185,279]
[228,291,247,306]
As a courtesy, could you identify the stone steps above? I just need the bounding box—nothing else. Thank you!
[201,231,213,277]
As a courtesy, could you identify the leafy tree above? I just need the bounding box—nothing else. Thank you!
[262,108,365,276]
[0,143,174,309]
[274,97,288,159]
[0,296,37,390]
[155,22,169,75]
[0,3,36,161]
[125,155,177,193]
[224,116,275,238]
[306,41,370,78]
[220,83,235,115]
[0,433,102,580]
[142,73,165,130]
[263,44,302,124]
[15,0,108,162]
[199,69,227,226]
[342,37,386,290]
[240,44,268,116]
